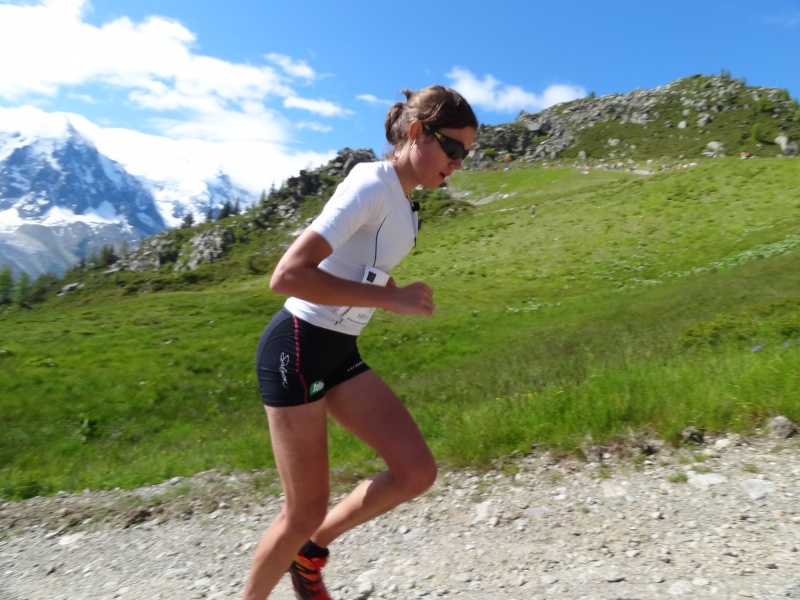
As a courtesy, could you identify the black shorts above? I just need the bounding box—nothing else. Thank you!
[255,308,370,407]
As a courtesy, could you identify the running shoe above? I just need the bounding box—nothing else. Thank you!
[289,552,331,600]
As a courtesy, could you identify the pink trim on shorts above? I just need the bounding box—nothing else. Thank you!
[292,314,309,403]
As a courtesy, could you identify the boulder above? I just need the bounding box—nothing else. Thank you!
[703,141,725,157]
[775,134,799,156]
[767,415,798,439]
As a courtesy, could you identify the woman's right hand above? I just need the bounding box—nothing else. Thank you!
[386,281,434,317]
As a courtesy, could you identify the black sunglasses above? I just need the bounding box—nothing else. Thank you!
[423,124,469,160]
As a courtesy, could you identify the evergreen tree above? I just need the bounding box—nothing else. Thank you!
[99,244,117,267]
[233,198,241,216]
[217,201,232,221]
[13,271,31,305]
[0,265,13,304]
[259,189,267,206]
[28,273,59,304]
[181,212,195,229]
[206,208,214,223]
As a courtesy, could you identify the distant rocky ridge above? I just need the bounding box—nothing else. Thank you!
[0,125,167,277]
[0,117,253,278]
[0,107,256,277]
[474,74,799,164]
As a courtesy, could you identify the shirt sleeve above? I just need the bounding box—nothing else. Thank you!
[308,168,386,250]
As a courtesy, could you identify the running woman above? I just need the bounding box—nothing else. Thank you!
[243,85,478,600]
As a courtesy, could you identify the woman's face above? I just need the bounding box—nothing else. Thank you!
[412,124,476,189]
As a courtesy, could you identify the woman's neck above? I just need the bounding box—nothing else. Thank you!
[391,157,418,197]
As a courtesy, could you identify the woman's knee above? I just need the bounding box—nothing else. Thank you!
[415,461,438,496]
[396,456,438,498]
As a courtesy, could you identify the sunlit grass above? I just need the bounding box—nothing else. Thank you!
[1,158,798,499]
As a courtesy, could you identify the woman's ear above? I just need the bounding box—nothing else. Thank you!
[408,120,422,145]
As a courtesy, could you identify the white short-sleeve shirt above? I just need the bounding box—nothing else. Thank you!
[284,161,418,335]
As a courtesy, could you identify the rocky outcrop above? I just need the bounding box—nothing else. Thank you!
[775,134,799,156]
[474,75,799,163]
[56,282,84,296]
[310,147,377,180]
[104,231,176,273]
[246,147,377,234]
[267,147,376,215]
[173,226,236,272]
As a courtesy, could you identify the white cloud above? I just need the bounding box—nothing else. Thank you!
[446,67,586,113]
[541,84,588,107]
[150,107,289,144]
[266,53,316,80]
[215,143,337,193]
[67,93,98,104]
[0,0,348,144]
[297,121,334,133]
[357,93,392,106]
[89,121,336,195]
[0,103,334,197]
[284,96,353,117]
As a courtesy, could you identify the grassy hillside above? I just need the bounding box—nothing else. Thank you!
[559,76,800,161]
[2,157,799,500]
[476,74,800,166]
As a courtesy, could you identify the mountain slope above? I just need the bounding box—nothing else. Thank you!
[0,107,256,277]
[0,122,164,230]
[475,74,800,164]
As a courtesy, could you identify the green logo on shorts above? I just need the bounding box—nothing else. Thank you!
[310,380,325,395]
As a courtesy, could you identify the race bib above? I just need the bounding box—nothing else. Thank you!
[334,266,390,327]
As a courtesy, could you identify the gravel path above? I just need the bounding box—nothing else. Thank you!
[1,430,799,600]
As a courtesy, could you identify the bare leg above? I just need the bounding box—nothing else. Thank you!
[242,401,331,600]
[309,370,436,548]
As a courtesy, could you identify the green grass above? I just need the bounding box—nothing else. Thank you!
[1,157,799,500]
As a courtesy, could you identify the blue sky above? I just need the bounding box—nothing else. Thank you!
[1,0,799,193]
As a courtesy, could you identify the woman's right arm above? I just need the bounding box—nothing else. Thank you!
[270,229,434,317]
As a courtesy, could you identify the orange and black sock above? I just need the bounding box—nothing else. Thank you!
[300,540,329,560]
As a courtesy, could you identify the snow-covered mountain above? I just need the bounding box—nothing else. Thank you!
[0,106,257,277]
